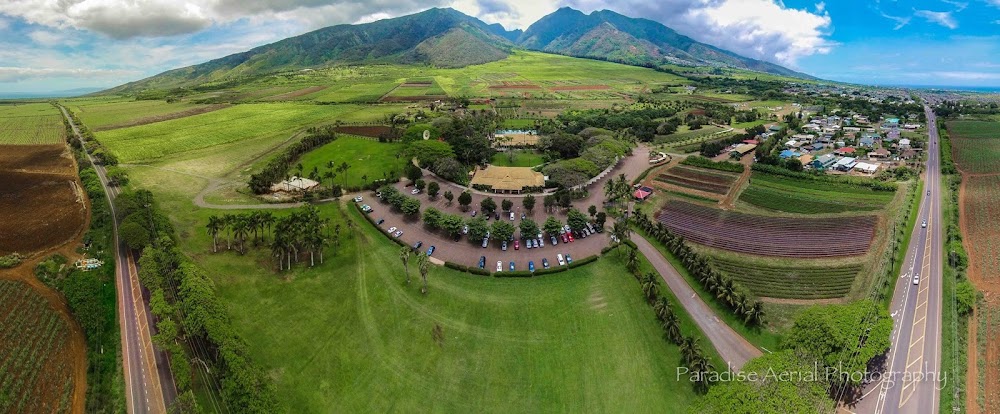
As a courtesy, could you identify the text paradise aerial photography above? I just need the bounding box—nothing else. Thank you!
[1,1,998,413]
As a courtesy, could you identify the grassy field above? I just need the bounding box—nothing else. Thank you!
[64,98,202,129]
[297,136,408,188]
[739,172,896,214]
[947,120,1000,174]
[0,103,65,145]
[0,279,76,413]
[490,150,544,167]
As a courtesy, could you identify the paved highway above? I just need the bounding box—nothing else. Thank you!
[854,105,943,414]
[61,107,175,414]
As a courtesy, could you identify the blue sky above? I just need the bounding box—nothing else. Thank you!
[1,0,999,94]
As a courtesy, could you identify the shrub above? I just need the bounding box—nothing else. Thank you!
[0,253,24,269]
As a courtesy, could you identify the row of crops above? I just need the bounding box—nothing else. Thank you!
[964,175,1000,283]
[740,172,896,214]
[948,120,1000,174]
[654,165,738,195]
[0,279,74,413]
[710,257,862,299]
[0,103,65,145]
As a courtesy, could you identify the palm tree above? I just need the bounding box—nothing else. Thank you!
[662,312,682,345]
[271,233,286,271]
[690,355,715,394]
[417,253,430,295]
[206,215,222,253]
[641,273,659,303]
[652,297,671,322]
[399,246,412,285]
[260,211,275,242]
[232,215,249,255]
[679,336,701,365]
[625,245,640,275]
[746,301,765,325]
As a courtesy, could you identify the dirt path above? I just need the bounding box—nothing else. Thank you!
[968,305,979,414]
[718,154,754,210]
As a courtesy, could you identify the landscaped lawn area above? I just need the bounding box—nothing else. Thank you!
[172,202,703,412]
[297,135,408,188]
[491,149,545,167]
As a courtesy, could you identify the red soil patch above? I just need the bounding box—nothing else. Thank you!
[94,104,230,131]
[550,85,610,91]
[656,200,876,258]
[333,125,395,138]
[263,85,328,101]
[379,95,449,103]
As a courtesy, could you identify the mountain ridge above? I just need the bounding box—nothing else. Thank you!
[106,7,812,93]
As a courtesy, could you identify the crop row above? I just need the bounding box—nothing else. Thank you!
[0,280,73,413]
[656,200,876,258]
[0,115,65,145]
[710,259,861,299]
[655,173,731,194]
[964,175,1000,281]
[740,173,894,214]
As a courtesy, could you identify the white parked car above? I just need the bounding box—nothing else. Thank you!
[557,254,566,266]
[496,261,503,272]
[510,212,515,221]
[353,195,363,203]
[411,188,421,195]
[388,227,397,233]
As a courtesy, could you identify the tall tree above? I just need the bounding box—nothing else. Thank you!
[399,246,412,285]
[522,194,536,213]
[458,191,472,211]
[443,190,454,205]
[417,254,430,295]
[206,215,222,253]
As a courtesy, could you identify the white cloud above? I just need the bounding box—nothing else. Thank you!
[915,10,958,29]
[0,17,9,31]
[28,30,71,47]
[880,12,912,30]
[557,0,834,67]
[0,67,138,82]
[815,2,825,13]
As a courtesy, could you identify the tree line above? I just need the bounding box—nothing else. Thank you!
[248,127,338,194]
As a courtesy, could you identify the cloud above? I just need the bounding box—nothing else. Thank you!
[930,71,1000,80]
[915,10,958,29]
[880,12,912,30]
[940,0,968,12]
[0,0,448,39]
[0,67,138,82]
[815,2,825,13]
[0,17,9,31]
[560,0,834,67]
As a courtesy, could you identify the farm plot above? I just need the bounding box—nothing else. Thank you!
[963,175,1000,284]
[656,200,877,258]
[97,103,360,162]
[740,172,895,214]
[0,279,76,414]
[654,165,738,195]
[0,103,65,145]
[709,257,862,299]
[67,98,205,130]
[948,120,1000,174]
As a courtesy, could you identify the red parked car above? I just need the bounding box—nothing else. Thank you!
[567,232,575,242]
[514,240,520,250]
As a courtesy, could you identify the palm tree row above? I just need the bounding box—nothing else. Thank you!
[206,206,333,271]
[206,211,276,254]
[632,211,765,326]
[621,244,714,394]
[602,173,632,210]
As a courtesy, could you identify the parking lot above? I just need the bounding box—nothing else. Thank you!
[362,195,611,271]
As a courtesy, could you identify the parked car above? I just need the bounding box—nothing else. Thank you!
[537,236,544,247]
[520,212,526,220]
[471,210,477,217]
[353,196,363,203]
[412,241,423,250]
[411,188,421,195]
[510,212,515,221]
[462,225,469,234]
[526,239,533,249]
[542,258,550,269]
[361,205,373,213]
[478,256,486,269]
[563,224,572,233]
[497,261,503,272]
[502,241,508,251]
[509,261,515,271]
[426,246,435,256]
[550,235,558,246]
[376,218,385,225]
[375,191,383,199]
[393,230,403,238]
[482,237,489,248]
[485,213,491,221]
[514,240,520,250]
[495,212,500,220]
[388,227,397,234]
[586,223,595,233]
[565,254,573,264]
[557,254,565,266]
[528,261,535,272]
[567,233,575,242]
[560,233,569,243]
[922,220,927,228]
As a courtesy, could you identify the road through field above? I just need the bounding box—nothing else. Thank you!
[61,107,176,414]
[632,236,762,369]
[853,105,943,414]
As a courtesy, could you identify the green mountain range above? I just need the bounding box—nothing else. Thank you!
[108,7,811,93]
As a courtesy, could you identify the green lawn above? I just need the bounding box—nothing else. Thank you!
[490,150,544,167]
[0,102,65,145]
[297,136,408,188]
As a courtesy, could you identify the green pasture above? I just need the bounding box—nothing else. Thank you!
[297,135,408,188]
